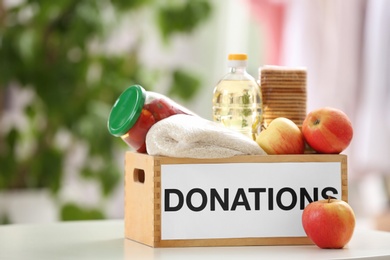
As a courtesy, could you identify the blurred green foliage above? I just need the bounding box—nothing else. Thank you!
[60,202,105,221]
[157,0,211,41]
[0,0,211,221]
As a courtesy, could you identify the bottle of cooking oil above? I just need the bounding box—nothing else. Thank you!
[212,53,263,140]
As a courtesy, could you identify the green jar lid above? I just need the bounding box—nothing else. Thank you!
[107,85,146,137]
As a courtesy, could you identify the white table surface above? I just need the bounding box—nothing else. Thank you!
[1,220,390,260]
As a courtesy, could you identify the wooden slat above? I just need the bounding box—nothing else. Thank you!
[155,236,313,248]
[155,154,346,165]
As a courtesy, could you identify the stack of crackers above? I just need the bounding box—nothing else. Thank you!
[259,66,307,129]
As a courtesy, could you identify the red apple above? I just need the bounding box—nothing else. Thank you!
[302,198,356,249]
[255,117,305,154]
[302,107,353,154]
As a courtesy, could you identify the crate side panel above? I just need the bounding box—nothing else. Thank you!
[124,152,156,247]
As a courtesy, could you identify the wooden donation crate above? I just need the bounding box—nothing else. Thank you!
[124,152,348,247]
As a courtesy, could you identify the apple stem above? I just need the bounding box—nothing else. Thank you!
[327,195,337,203]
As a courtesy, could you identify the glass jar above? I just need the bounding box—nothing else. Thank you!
[107,85,192,153]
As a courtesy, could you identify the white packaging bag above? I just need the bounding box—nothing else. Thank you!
[146,114,266,158]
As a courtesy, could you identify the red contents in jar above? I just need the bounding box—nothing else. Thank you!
[124,98,188,153]
[123,109,156,153]
[145,98,187,121]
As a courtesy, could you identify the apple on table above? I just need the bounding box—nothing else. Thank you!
[256,117,305,154]
[302,197,356,249]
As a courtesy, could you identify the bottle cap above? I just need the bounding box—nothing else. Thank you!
[228,53,247,60]
[107,85,146,136]
[227,53,247,67]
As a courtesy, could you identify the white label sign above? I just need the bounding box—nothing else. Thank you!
[161,162,341,240]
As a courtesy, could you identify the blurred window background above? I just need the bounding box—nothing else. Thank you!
[0,0,389,231]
